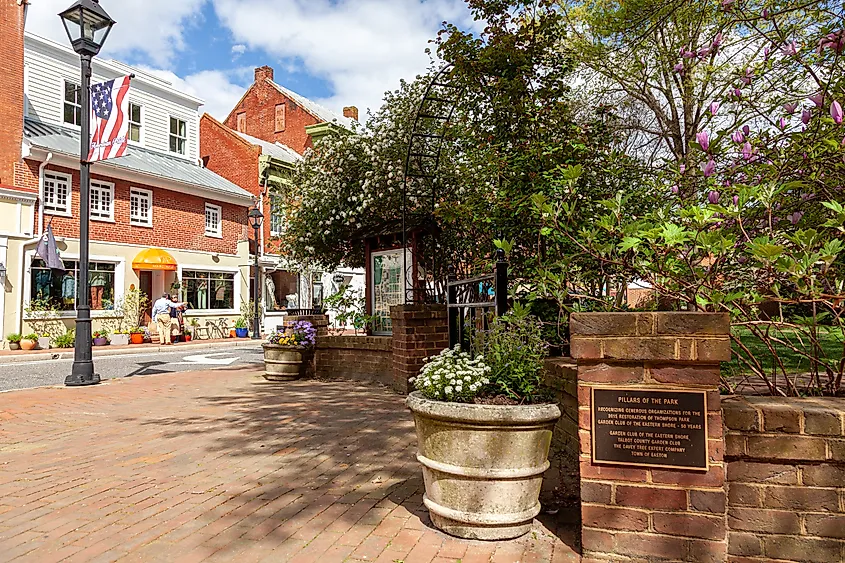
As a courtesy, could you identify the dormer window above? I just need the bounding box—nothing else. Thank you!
[169,117,187,155]
[63,81,81,126]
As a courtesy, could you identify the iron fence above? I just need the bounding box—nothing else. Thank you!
[447,250,508,352]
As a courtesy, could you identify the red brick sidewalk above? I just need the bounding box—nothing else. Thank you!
[0,368,579,562]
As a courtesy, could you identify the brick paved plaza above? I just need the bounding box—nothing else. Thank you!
[0,368,578,562]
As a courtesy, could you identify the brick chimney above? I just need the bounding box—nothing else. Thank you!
[0,0,26,185]
[343,106,359,121]
[255,66,274,83]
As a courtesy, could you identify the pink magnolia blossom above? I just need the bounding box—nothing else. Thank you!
[671,185,680,195]
[788,212,804,225]
[709,102,720,116]
[740,68,754,85]
[742,125,751,136]
[733,88,743,99]
[731,130,745,143]
[802,109,812,124]
[732,195,740,206]
[831,101,843,124]
[721,0,735,10]
[783,102,798,114]
[742,142,753,160]
[683,49,696,59]
[778,117,787,130]
[781,41,798,56]
[673,61,684,73]
[809,92,824,107]
[764,46,771,61]
[698,47,711,59]
[819,31,845,54]
[708,190,720,203]
[711,33,723,50]
[762,8,770,19]
[679,164,686,174]
[696,131,710,151]
[703,160,716,178]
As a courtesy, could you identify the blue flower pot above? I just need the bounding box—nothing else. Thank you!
[235,328,249,338]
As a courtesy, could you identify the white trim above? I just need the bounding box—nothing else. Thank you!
[177,263,242,316]
[129,187,153,227]
[23,65,30,118]
[90,179,115,222]
[0,237,7,340]
[61,79,82,129]
[204,203,222,238]
[41,170,72,216]
[169,115,188,156]
[0,187,37,203]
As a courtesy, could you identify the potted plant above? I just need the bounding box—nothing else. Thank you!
[262,321,317,381]
[183,327,192,342]
[129,327,145,345]
[234,317,249,338]
[406,312,561,540]
[6,333,22,351]
[52,330,75,349]
[92,330,109,346]
[111,330,130,346]
[37,334,52,350]
[20,333,39,351]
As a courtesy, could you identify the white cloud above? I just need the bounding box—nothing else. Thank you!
[25,0,206,67]
[211,0,476,118]
[231,44,247,55]
[138,67,248,120]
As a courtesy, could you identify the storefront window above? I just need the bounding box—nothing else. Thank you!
[30,260,116,311]
[265,270,299,312]
[183,270,235,310]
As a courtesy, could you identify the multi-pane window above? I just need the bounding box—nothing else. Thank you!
[63,81,81,126]
[43,172,71,215]
[169,117,187,155]
[183,270,235,310]
[90,181,114,221]
[128,103,142,143]
[270,195,284,234]
[30,260,116,312]
[205,203,222,237]
[236,112,246,133]
[130,188,152,226]
[275,104,286,132]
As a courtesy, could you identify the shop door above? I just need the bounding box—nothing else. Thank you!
[139,271,152,326]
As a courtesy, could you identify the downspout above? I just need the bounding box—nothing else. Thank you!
[38,152,53,235]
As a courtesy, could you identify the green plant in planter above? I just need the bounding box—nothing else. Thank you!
[6,333,22,344]
[52,330,75,349]
[23,333,39,341]
[93,330,110,340]
[234,317,248,329]
[129,327,144,335]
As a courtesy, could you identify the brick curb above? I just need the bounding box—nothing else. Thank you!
[0,339,263,365]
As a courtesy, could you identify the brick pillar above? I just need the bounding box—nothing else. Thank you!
[571,312,731,563]
[390,304,448,395]
[284,314,329,337]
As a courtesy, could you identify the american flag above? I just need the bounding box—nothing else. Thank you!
[88,75,132,162]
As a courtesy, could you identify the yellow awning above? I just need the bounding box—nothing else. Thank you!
[132,248,177,271]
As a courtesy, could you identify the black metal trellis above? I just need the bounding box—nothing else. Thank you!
[447,249,509,352]
[401,64,465,304]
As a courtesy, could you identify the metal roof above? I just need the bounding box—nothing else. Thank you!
[236,131,301,165]
[24,118,254,202]
[267,80,356,130]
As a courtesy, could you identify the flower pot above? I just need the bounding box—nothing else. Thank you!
[130,333,145,345]
[111,334,130,347]
[20,339,37,351]
[235,327,249,338]
[229,329,237,338]
[37,337,51,350]
[8,342,20,351]
[406,392,561,540]
[184,334,192,342]
[262,344,312,381]
[93,337,109,347]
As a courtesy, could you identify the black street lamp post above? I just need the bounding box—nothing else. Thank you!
[59,0,115,387]
[248,206,264,340]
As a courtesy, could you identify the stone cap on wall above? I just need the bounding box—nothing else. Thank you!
[570,312,731,363]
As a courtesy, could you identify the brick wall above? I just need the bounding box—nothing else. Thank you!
[390,304,448,395]
[723,396,845,562]
[542,358,581,511]
[0,0,25,186]
[571,312,732,562]
[223,66,320,155]
[315,336,393,387]
[20,161,246,254]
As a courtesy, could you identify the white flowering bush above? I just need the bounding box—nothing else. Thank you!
[411,345,491,402]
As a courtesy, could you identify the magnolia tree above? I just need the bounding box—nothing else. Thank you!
[538,0,845,395]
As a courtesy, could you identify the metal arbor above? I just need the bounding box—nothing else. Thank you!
[401,64,464,304]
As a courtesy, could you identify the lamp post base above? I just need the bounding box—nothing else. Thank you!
[65,363,101,387]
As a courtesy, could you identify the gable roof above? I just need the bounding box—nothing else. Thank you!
[266,80,356,130]
[236,131,301,165]
[24,118,254,203]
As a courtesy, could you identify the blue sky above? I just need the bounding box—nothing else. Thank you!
[26,0,476,120]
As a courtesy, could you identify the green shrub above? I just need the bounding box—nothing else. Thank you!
[6,333,22,344]
[23,333,39,341]
[52,330,75,349]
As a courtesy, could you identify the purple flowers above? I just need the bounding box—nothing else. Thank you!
[819,31,845,54]
[708,190,720,203]
[740,68,754,85]
[731,130,745,144]
[696,131,710,151]
[679,164,686,174]
[268,320,317,347]
[781,41,798,56]
[742,125,751,136]
[732,195,740,206]
[783,102,798,114]
[788,211,804,225]
[832,101,843,125]
[733,88,743,99]
[810,92,824,107]
[671,185,680,195]
[742,142,753,161]
[709,102,720,116]
[711,33,723,50]
[778,117,787,130]
[703,160,716,178]
[673,61,684,73]
[802,109,812,124]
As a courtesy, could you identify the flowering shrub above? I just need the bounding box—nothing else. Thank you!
[411,346,491,402]
[266,321,317,348]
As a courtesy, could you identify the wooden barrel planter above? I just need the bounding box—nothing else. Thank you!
[262,344,312,381]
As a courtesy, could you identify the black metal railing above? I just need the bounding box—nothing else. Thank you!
[447,250,508,352]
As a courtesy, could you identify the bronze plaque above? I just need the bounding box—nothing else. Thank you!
[591,388,708,470]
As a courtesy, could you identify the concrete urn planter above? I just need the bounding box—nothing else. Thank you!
[111,334,130,347]
[262,344,312,381]
[407,392,561,540]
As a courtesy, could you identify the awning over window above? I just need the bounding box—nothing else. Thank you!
[132,248,177,271]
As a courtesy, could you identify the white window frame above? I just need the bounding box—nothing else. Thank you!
[42,171,72,217]
[176,264,241,316]
[63,80,82,128]
[169,116,187,155]
[270,195,284,236]
[205,203,222,238]
[130,187,153,227]
[90,180,115,222]
[128,102,144,146]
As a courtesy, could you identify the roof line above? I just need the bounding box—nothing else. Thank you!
[223,82,257,126]
[201,113,261,154]
[266,79,354,129]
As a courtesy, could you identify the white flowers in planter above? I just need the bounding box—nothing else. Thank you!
[411,345,491,403]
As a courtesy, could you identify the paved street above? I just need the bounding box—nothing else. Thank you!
[0,345,264,393]
[0,367,578,562]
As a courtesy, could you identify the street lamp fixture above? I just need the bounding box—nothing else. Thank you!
[248,206,264,340]
[59,0,115,387]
